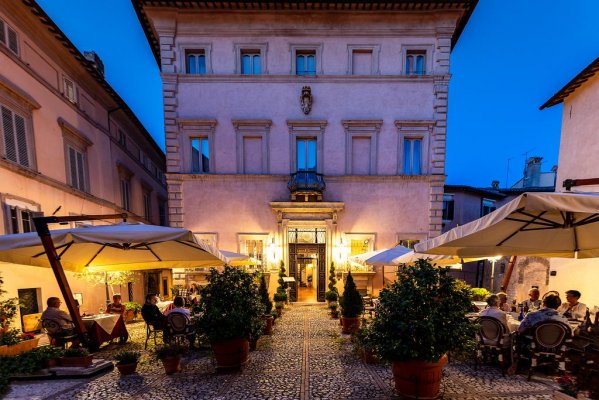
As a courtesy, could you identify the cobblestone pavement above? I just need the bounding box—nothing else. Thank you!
[6,304,556,399]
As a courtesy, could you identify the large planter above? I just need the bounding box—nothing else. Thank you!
[341,316,361,334]
[124,309,135,323]
[116,362,138,375]
[0,338,40,356]
[262,315,274,335]
[391,355,448,399]
[59,355,94,368]
[161,356,181,374]
[553,391,577,400]
[211,338,249,370]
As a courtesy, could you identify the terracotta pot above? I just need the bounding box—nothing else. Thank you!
[262,315,274,335]
[211,338,249,370]
[361,348,378,364]
[391,355,448,399]
[116,362,138,375]
[341,316,361,334]
[59,355,94,368]
[161,356,181,374]
[552,391,577,400]
[330,310,339,319]
[45,358,58,368]
[124,310,135,323]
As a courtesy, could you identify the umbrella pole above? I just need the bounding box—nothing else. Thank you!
[33,217,87,339]
[105,272,111,307]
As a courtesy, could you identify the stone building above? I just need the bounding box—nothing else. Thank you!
[133,0,477,301]
[0,0,168,329]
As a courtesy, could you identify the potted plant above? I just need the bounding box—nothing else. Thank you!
[339,272,363,334]
[59,347,93,368]
[259,275,274,335]
[114,350,141,375]
[277,261,289,304]
[33,345,64,368]
[274,290,287,316]
[329,302,340,319]
[554,375,578,399]
[123,301,142,322]
[197,266,265,371]
[326,262,339,306]
[270,310,278,325]
[155,343,186,374]
[369,259,475,399]
[353,322,378,364]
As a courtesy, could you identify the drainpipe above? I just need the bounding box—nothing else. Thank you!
[500,256,517,292]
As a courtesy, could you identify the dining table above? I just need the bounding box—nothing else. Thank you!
[82,313,128,350]
[157,301,174,314]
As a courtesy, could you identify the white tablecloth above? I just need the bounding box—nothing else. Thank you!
[82,314,119,334]
[157,301,173,313]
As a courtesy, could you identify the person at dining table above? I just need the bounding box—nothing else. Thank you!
[517,293,569,334]
[496,292,510,312]
[557,290,587,320]
[107,294,125,315]
[42,297,75,330]
[141,293,167,330]
[164,296,190,317]
[522,288,541,311]
[480,294,511,332]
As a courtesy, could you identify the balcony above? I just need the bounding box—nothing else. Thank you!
[287,171,326,202]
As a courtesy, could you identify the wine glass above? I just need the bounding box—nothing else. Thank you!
[98,305,106,315]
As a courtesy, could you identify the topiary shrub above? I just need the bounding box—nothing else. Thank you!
[339,272,363,318]
[277,260,288,292]
[259,275,273,315]
[325,262,339,302]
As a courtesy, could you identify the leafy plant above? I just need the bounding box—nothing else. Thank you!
[114,350,141,365]
[33,345,64,360]
[328,261,338,293]
[123,301,142,314]
[258,275,273,314]
[63,347,90,357]
[469,287,491,301]
[273,291,287,303]
[277,260,288,291]
[154,343,187,360]
[339,272,363,318]
[197,266,265,343]
[369,259,476,362]
[325,290,338,302]
[354,321,376,352]
[73,271,135,287]
[0,274,20,332]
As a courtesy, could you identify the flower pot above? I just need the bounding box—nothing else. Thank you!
[116,362,138,375]
[553,391,577,400]
[211,338,249,370]
[341,316,361,334]
[330,310,339,319]
[161,356,181,374]
[262,315,274,335]
[59,355,94,368]
[391,354,448,399]
[124,309,135,323]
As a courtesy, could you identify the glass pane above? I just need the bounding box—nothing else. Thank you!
[187,54,196,74]
[252,55,261,75]
[406,55,413,74]
[296,55,305,75]
[403,139,412,174]
[413,139,421,175]
[21,210,32,233]
[10,207,18,233]
[242,55,251,74]
[307,140,317,171]
[191,138,200,173]
[69,147,78,186]
[415,55,425,75]
[198,55,206,74]
[297,140,306,171]
[76,151,85,190]
[201,138,210,173]
[307,55,315,75]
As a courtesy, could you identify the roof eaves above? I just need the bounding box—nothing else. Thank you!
[444,184,506,198]
[540,57,599,110]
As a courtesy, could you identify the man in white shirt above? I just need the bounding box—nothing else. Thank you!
[522,288,541,311]
[557,290,587,320]
[480,294,511,332]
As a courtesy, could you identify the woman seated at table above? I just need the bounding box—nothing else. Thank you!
[557,290,587,320]
[107,294,125,315]
[480,294,511,332]
[496,292,511,312]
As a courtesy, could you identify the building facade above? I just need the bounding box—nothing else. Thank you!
[0,0,168,329]
[134,0,476,300]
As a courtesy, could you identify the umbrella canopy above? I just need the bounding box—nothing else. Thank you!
[348,248,387,266]
[220,250,261,266]
[0,223,226,272]
[349,246,412,267]
[392,251,469,266]
[415,192,599,258]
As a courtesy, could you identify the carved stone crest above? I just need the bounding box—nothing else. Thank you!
[300,86,312,115]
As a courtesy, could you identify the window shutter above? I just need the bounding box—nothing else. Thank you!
[76,151,85,191]
[0,20,5,44]
[7,27,18,55]
[68,147,78,188]
[9,206,18,233]
[14,114,29,167]
[2,106,17,162]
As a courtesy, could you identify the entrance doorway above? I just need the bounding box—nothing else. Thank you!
[296,255,317,302]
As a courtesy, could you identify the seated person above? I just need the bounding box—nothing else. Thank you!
[141,293,167,329]
[107,294,125,315]
[517,293,569,334]
[496,292,511,312]
[42,297,75,330]
[522,288,541,311]
[164,296,191,317]
[480,294,510,332]
[557,290,587,320]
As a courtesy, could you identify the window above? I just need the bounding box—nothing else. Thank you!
[351,50,373,75]
[241,50,261,75]
[405,50,426,75]
[296,50,316,76]
[0,19,19,55]
[481,198,496,216]
[296,138,317,172]
[117,129,127,148]
[350,239,370,256]
[442,194,454,221]
[398,239,420,250]
[9,206,35,233]
[1,105,29,167]
[66,145,87,191]
[120,178,131,211]
[191,137,210,173]
[63,77,77,104]
[158,199,167,226]
[403,138,422,175]
[244,239,264,264]
[233,119,271,174]
[343,120,381,175]
[143,190,151,220]
[186,50,206,74]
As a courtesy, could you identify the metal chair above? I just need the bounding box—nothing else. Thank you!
[166,312,194,346]
[523,320,572,380]
[144,321,164,349]
[41,319,78,349]
[474,316,514,375]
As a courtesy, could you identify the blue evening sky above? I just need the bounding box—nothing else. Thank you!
[37,0,599,187]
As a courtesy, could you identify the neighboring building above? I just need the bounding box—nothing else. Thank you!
[510,156,556,189]
[0,0,168,329]
[539,56,599,310]
[133,0,477,300]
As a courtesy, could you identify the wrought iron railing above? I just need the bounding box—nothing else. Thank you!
[287,171,326,193]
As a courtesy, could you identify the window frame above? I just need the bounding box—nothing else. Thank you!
[117,164,133,212]
[177,43,213,74]
[347,45,381,75]
[178,119,217,174]
[287,120,327,174]
[343,120,381,175]
[481,198,497,217]
[442,194,455,221]
[290,44,323,76]
[62,75,78,104]
[395,120,433,176]
[233,119,271,174]
[142,187,152,221]
[401,44,434,76]
[237,233,269,266]
[190,136,211,174]
[1,195,41,234]
[0,18,19,56]
[296,137,318,172]
[59,118,93,193]
[1,103,33,169]
[402,137,423,176]
[234,43,268,75]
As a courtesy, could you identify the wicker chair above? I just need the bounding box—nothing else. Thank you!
[523,320,572,380]
[41,319,78,348]
[474,316,514,375]
[166,312,194,346]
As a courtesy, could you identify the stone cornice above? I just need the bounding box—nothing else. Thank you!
[269,202,345,214]
[173,73,445,84]
[232,119,272,128]
[166,173,435,183]
[0,73,41,109]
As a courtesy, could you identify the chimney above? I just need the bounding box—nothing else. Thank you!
[523,157,542,187]
[84,51,105,77]
[491,180,500,190]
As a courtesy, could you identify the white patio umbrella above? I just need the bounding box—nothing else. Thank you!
[364,245,412,266]
[348,248,387,266]
[220,250,261,267]
[0,222,226,272]
[415,192,599,258]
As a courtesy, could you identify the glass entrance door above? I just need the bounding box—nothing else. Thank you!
[297,255,317,302]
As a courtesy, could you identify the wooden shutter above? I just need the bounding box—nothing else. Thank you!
[2,106,17,162]
[68,147,78,188]
[76,151,85,191]
[14,114,29,167]
[0,20,5,44]
[7,26,18,55]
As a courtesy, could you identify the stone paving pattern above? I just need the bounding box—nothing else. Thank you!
[5,304,557,399]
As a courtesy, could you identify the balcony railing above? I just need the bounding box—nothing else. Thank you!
[287,172,326,201]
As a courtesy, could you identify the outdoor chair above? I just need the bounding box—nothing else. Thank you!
[521,320,572,381]
[474,316,514,375]
[41,319,78,349]
[166,312,195,346]
[144,321,164,349]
